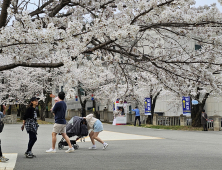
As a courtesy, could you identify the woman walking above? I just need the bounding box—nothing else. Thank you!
[83,114,108,150]
[21,97,39,158]
[0,105,9,162]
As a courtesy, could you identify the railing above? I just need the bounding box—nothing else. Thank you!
[66,110,222,131]
[207,120,214,130]
[157,116,180,126]
[67,109,147,124]
[187,118,192,126]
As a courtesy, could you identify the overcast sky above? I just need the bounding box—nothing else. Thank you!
[195,0,222,11]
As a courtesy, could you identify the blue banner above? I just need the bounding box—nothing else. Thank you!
[144,98,151,115]
[182,96,191,114]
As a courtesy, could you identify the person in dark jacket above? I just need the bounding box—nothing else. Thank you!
[21,97,39,158]
[201,109,208,131]
[0,105,9,162]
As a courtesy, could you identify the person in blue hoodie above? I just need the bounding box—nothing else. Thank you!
[132,106,141,126]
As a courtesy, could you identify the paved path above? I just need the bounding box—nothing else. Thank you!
[1,124,222,170]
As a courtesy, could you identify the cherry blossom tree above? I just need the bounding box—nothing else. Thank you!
[1,0,222,124]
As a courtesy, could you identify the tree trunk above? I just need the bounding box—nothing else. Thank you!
[147,90,161,124]
[20,104,26,120]
[81,102,86,117]
[191,92,210,127]
[78,83,87,117]
[93,100,100,119]
[39,100,46,121]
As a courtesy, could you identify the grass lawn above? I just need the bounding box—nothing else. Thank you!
[131,124,204,131]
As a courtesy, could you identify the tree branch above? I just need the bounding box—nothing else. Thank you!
[48,0,71,17]
[131,0,175,25]
[0,62,64,71]
[0,0,11,28]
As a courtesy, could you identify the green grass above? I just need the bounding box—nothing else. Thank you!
[131,124,204,131]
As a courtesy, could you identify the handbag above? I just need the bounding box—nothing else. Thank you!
[0,120,4,133]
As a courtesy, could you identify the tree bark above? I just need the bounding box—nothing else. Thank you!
[93,100,100,119]
[147,90,161,124]
[191,91,210,127]
[39,100,46,121]
[20,104,27,120]
[0,0,11,28]
[0,62,64,71]
[78,86,87,117]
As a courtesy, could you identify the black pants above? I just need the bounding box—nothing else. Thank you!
[27,131,37,152]
[0,140,2,157]
[134,116,141,126]
[203,124,208,131]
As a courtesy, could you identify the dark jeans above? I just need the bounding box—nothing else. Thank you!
[27,131,37,152]
[0,140,2,157]
[134,116,141,126]
[203,124,208,131]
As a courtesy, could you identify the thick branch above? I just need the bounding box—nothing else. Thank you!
[131,0,175,25]
[0,62,64,71]
[0,0,11,28]
[48,0,71,17]
[29,0,54,17]
[83,39,117,54]
[139,21,222,32]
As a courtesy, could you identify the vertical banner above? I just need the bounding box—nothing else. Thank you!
[144,98,151,115]
[113,102,115,111]
[182,96,191,115]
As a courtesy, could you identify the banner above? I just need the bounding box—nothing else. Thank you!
[182,96,191,115]
[144,98,151,115]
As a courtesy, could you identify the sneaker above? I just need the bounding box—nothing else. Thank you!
[26,152,34,158]
[88,146,97,150]
[103,143,108,150]
[46,148,56,153]
[24,151,30,156]
[2,156,9,161]
[0,156,8,162]
[65,147,75,153]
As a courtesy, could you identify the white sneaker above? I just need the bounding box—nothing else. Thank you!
[0,156,9,162]
[65,147,75,153]
[46,148,56,153]
[103,143,108,150]
[88,146,97,150]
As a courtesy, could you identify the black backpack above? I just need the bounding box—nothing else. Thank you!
[80,119,88,136]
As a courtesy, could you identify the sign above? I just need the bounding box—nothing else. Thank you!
[144,98,151,115]
[182,96,191,115]
[116,116,126,125]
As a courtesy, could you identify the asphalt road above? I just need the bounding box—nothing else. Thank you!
[1,123,222,170]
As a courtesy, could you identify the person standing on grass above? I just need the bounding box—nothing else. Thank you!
[83,114,108,150]
[46,92,74,153]
[132,106,141,126]
[0,105,9,162]
[21,97,39,158]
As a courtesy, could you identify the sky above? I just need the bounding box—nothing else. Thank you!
[195,0,222,11]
